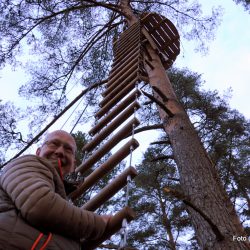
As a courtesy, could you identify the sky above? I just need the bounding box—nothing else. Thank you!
[0,0,249,158]
[176,0,250,119]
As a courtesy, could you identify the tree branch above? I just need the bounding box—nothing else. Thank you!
[164,188,225,241]
[150,140,171,145]
[151,155,174,162]
[141,90,174,118]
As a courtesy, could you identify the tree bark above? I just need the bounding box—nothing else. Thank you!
[144,45,250,250]
[119,1,250,249]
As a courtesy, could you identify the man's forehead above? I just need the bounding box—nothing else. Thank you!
[45,131,76,147]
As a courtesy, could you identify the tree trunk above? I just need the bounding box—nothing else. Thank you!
[144,45,250,249]
[119,1,250,249]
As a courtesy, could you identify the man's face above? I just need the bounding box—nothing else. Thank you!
[36,131,77,177]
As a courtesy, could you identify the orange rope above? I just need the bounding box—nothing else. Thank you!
[40,233,52,250]
[31,233,44,250]
[31,232,53,250]
[57,158,64,180]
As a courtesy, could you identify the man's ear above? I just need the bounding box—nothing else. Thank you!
[36,148,41,156]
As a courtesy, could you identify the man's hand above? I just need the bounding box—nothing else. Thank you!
[101,215,113,229]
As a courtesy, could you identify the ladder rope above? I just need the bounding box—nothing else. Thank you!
[60,95,85,131]
[119,83,139,249]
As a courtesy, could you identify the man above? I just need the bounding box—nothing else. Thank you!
[0,130,110,249]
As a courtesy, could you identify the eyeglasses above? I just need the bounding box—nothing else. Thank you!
[43,139,75,155]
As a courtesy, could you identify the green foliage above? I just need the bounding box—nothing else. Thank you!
[0,100,28,165]
[233,0,250,12]
[72,130,87,166]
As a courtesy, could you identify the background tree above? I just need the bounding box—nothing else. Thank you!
[233,0,250,12]
[0,100,29,163]
[125,67,250,249]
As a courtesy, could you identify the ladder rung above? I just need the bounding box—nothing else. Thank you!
[91,89,141,135]
[104,57,139,95]
[114,28,140,54]
[109,46,140,79]
[100,70,138,107]
[95,78,138,119]
[69,138,139,200]
[82,166,137,211]
[83,101,141,152]
[76,117,140,173]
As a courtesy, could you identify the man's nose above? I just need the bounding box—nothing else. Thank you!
[54,145,65,156]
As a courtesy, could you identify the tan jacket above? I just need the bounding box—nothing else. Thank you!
[0,155,106,249]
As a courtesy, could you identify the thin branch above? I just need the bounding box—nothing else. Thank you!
[150,140,171,145]
[164,187,225,241]
[131,0,214,22]
[151,155,174,162]
[141,90,174,117]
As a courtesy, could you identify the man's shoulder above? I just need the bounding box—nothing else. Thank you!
[8,155,49,165]
[4,155,54,173]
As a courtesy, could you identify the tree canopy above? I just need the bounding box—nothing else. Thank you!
[0,0,223,161]
[233,0,250,12]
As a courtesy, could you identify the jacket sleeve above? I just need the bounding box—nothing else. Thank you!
[0,155,106,240]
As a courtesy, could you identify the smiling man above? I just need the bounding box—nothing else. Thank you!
[0,130,111,250]
[36,130,77,178]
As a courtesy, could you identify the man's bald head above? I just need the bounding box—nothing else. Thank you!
[36,130,77,176]
[44,130,77,153]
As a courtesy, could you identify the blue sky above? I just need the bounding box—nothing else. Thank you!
[176,0,250,118]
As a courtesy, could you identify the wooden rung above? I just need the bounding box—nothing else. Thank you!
[114,36,141,60]
[83,101,141,152]
[100,70,138,107]
[110,47,139,80]
[114,28,140,53]
[76,117,140,173]
[82,206,136,250]
[103,64,138,100]
[95,78,139,119]
[69,138,139,200]
[114,22,140,43]
[114,37,141,63]
[82,166,137,211]
[113,22,140,47]
[91,90,141,135]
[114,34,140,57]
[114,23,140,50]
[110,45,140,76]
[104,57,139,94]
[113,43,140,67]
